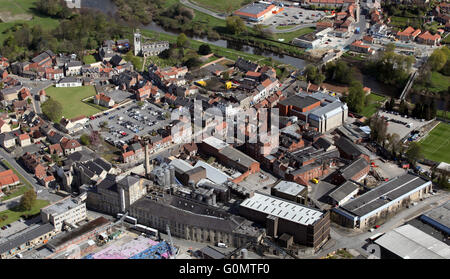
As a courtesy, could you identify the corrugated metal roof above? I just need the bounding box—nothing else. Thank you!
[375,224,450,259]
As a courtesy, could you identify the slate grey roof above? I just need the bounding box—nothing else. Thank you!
[335,136,362,158]
[340,173,431,218]
[93,158,112,172]
[118,175,140,189]
[0,223,54,254]
[199,246,226,259]
[328,181,359,203]
[340,157,369,180]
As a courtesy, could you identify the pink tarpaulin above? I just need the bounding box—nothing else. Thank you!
[91,237,159,259]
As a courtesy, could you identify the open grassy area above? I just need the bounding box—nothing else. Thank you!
[191,0,247,13]
[1,160,33,202]
[360,93,387,118]
[45,86,104,119]
[82,55,97,64]
[276,25,299,30]
[275,27,315,43]
[430,71,450,93]
[0,199,49,227]
[389,16,421,29]
[0,0,59,43]
[419,122,450,163]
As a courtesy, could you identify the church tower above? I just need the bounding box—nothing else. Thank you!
[134,29,142,56]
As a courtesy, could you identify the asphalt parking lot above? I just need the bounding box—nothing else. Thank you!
[378,111,432,139]
[261,6,325,27]
[88,100,171,146]
[371,158,406,180]
[0,215,41,238]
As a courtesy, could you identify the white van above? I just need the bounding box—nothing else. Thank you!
[216,242,227,248]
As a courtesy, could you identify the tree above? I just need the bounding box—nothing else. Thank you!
[437,174,450,190]
[137,101,145,107]
[346,81,366,113]
[406,142,423,166]
[41,98,62,123]
[303,64,325,84]
[177,33,189,48]
[198,44,212,55]
[428,48,447,71]
[80,134,90,145]
[183,57,202,69]
[222,71,230,80]
[100,121,108,128]
[89,131,101,147]
[226,16,246,35]
[19,189,37,211]
[399,99,409,116]
[369,116,388,145]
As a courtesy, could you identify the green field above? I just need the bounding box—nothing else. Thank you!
[276,25,299,30]
[45,86,105,119]
[0,199,49,227]
[0,0,59,42]
[82,55,97,64]
[360,93,387,118]
[275,27,315,43]
[191,0,247,13]
[430,71,450,93]
[419,122,450,163]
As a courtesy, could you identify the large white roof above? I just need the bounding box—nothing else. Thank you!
[240,192,323,226]
[375,224,450,259]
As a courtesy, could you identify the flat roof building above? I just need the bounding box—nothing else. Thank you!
[271,180,308,204]
[239,192,330,250]
[420,201,450,235]
[41,196,87,231]
[234,3,277,22]
[375,224,450,259]
[332,173,432,229]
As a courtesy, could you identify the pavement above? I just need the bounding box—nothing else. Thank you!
[87,100,171,144]
[378,111,433,140]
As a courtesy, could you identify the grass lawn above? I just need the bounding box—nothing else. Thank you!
[1,160,33,202]
[191,0,247,13]
[45,86,104,119]
[360,93,387,118]
[276,25,299,30]
[0,0,59,43]
[0,199,49,227]
[389,16,420,29]
[82,55,97,64]
[430,71,450,93]
[419,122,450,163]
[275,27,315,43]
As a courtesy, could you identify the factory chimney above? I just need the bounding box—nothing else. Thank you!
[145,142,150,179]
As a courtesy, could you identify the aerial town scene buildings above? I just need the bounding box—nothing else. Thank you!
[0,0,448,261]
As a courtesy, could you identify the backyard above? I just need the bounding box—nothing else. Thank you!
[45,86,105,119]
[418,122,450,163]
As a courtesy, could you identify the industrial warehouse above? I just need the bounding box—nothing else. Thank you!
[332,173,433,230]
[239,192,330,250]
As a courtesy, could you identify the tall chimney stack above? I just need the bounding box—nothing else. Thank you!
[145,142,150,179]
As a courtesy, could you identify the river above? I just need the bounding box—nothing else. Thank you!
[80,0,308,69]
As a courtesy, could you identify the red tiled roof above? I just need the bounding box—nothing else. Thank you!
[418,31,441,41]
[19,133,30,141]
